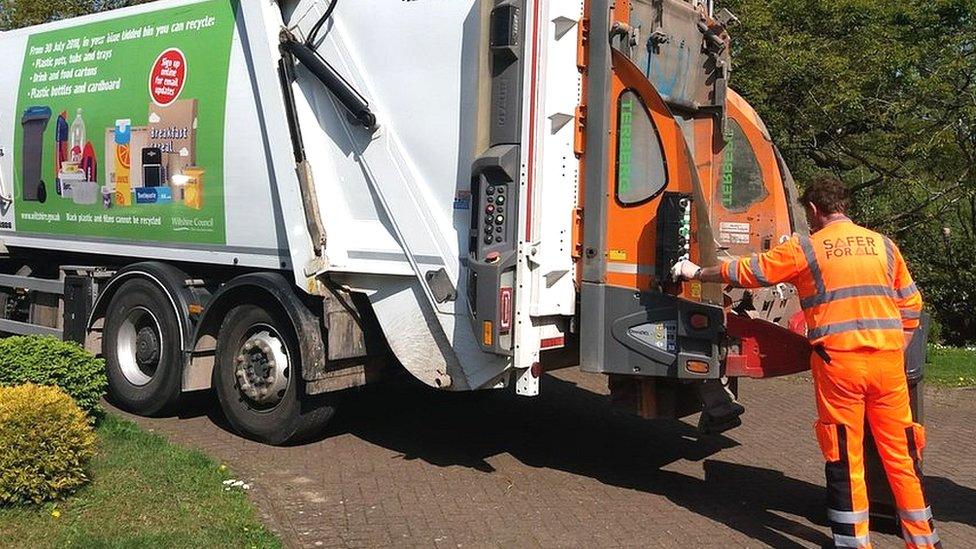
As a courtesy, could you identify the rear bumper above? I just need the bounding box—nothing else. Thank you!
[580,282,725,379]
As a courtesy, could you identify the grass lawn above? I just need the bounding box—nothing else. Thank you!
[926,345,976,388]
[0,414,281,549]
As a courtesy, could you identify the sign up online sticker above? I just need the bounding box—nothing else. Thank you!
[149,48,186,107]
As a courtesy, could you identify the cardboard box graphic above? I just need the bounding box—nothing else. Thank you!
[104,126,149,189]
[148,99,197,182]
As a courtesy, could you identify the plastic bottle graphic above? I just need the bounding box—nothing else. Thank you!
[69,108,86,163]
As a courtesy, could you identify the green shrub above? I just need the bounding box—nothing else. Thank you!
[927,316,943,345]
[0,384,97,505]
[0,336,106,416]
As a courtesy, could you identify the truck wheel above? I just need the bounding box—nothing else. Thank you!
[214,303,335,445]
[103,279,183,415]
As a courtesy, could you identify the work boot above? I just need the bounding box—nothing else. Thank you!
[696,378,745,434]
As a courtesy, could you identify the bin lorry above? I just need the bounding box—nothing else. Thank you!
[0,0,839,444]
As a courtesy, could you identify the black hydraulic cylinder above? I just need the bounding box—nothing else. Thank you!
[282,39,376,130]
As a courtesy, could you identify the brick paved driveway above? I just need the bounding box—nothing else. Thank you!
[113,370,976,548]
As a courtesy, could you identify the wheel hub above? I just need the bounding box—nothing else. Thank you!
[235,330,289,406]
[135,326,160,367]
[116,306,163,387]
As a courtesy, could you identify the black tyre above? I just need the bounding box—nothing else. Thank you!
[214,303,335,445]
[103,279,183,416]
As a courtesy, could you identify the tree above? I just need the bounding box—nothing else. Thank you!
[719,0,976,343]
[0,0,155,31]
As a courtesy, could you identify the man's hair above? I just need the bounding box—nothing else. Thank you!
[800,176,849,214]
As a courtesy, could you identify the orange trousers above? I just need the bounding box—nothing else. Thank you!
[812,349,940,549]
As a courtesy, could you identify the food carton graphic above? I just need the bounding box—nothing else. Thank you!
[113,119,132,206]
[104,126,149,190]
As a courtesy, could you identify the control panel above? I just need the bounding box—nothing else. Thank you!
[478,180,512,249]
[655,192,693,287]
[466,0,526,355]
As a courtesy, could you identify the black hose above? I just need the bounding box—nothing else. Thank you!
[305,0,339,48]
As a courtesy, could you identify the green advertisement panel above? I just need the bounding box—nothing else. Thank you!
[13,0,237,245]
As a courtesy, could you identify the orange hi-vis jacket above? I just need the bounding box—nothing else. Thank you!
[720,219,923,351]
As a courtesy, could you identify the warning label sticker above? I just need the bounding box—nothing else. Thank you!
[719,221,750,234]
[719,221,751,244]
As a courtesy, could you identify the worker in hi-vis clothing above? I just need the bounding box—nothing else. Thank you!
[672,177,939,549]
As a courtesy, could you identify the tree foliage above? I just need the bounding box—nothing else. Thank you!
[2,0,974,341]
[0,0,154,31]
[720,0,976,343]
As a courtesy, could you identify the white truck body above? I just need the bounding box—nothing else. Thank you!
[0,0,812,445]
[0,0,583,392]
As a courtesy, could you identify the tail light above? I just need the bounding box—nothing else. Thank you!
[688,312,710,330]
[499,287,513,333]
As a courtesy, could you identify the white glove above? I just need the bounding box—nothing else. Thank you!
[670,259,700,282]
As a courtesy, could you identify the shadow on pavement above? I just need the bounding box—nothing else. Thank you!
[928,476,976,529]
[155,373,969,547]
[326,374,832,548]
[663,461,829,548]
[111,389,236,432]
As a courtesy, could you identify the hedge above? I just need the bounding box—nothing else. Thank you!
[0,336,106,416]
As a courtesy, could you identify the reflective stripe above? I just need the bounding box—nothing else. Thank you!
[799,235,826,296]
[884,236,895,284]
[808,318,904,340]
[800,284,895,309]
[828,508,870,524]
[750,256,771,286]
[900,309,921,320]
[903,531,940,546]
[896,283,919,299]
[834,533,871,548]
[727,261,739,285]
[606,262,655,275]
[898,506,933,521]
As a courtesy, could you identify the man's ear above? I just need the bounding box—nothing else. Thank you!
[805,202,818,218]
